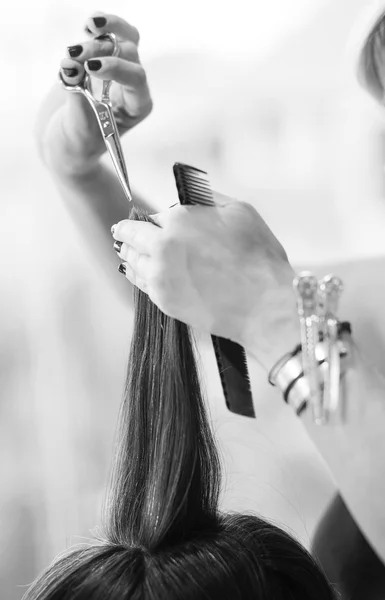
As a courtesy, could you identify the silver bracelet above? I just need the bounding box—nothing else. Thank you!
[283,339,350,418]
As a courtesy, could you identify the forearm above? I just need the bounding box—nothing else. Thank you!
[302,340,385,563]
[49,160,155,302]
[248,325,385,563]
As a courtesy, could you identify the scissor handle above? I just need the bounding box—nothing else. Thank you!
[58,32,119,100]
[58,32,132,203]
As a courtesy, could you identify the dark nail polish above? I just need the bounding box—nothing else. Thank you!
[113,241,123,252]
[62,67,78,78]
[85,26,93,34]
[67,44,83,58]
[111,224,116,235]
[93,16,107,28]
[118,264,126,275]
[87,59,102,71]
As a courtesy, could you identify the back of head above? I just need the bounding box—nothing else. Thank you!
[352,2,385,103]
[24,208,336,599]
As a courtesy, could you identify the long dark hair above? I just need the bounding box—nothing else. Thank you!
[24,209,336,599]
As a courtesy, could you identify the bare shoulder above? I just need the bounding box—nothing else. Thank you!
[295,256,385,377]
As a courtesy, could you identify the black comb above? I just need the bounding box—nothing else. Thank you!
[173,163,255,418]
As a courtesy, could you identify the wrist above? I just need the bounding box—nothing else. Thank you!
[241,288,300,373]
[251,315,300,374]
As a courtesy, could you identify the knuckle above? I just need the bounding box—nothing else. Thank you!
[236,202,260,233]
[238,200,257,217]
[121,41,139,62]
[132,64,147,86]
[131,25,140,45]
[145,96,154,115]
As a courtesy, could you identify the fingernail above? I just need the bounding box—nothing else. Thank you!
[93,16,107,28]
[62,67,78,78]
[87,59,102,71]
[67,44,83,58]
[113,241,123,252]
[111,224,116,235]
[118,263,126,275]
[85,26,93,34]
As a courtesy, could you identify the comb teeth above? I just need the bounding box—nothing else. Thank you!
[173,163,215,206]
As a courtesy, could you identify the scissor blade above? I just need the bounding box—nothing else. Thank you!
[105,134,132,203]
[59,74,133,204]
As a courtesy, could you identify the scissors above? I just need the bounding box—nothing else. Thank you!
[59,32,132,203]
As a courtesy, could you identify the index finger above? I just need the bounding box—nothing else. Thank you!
[113,220,163,254]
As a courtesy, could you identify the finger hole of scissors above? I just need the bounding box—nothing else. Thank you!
[59,63,86,89]
[95,32,119,57]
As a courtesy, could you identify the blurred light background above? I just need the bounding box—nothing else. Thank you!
[2,0,385,598]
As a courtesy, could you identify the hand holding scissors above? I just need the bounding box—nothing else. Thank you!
[35,13,153,183]
[60,31,133,201]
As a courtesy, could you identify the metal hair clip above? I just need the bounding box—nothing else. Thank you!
[318,275,344,419]
[293,272,324,424]
[270,272,350,425]
[59,32,132,203]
